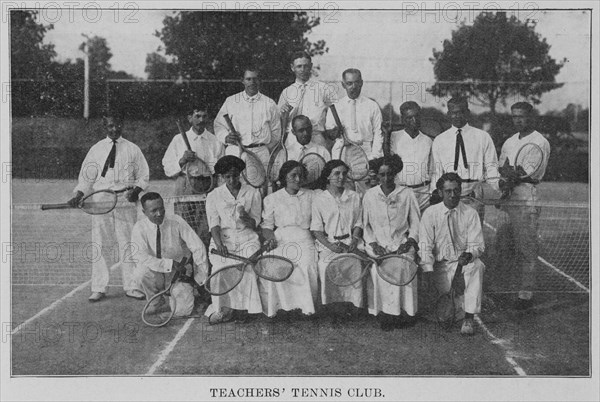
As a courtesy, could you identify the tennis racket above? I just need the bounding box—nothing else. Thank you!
[211,247,294,281]
[204,247,266,296]
[176,120,214,194]
[266,114,289,190]
[141,257,190,327]
[41,187,133,215]
[223,114,267,188]
[434,262,466,331]
[326,249,418,287]
[330,104,370,181]
[300,152,327,188]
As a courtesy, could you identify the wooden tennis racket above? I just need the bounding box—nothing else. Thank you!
[41,187,133,215]
[330,104,369,181]
[175,120,214,194]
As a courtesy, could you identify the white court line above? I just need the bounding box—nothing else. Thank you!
[146,317,196,375]
[11,263,119,336]
[475,316,527,376]
[482,221,589,293]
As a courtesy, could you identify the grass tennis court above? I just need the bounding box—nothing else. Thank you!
[10,180,590,376]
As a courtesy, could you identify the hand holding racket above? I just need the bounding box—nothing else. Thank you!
[266,113,289,190]
[42,187,133,215]
[176,120,214,194]
[434,259,467,331]
[223,114,267,188]
[330,104,369,181]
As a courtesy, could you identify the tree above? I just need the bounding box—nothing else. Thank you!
[79,35,113,81]
[154,11,327,80]
[10,10,56,79]
[145,52,179,80]
[428,12,565,117]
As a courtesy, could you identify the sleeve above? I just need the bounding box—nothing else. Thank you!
[268,100,282,148]
[177,217,209,279]
[261,194,276,230]
[248,189,263,227]
[406,190,421,242]
[133,146,150,190]
[310,197,325,232]
[206,192,221,230]
[277,87,289,109]
[418,210,436,272]
[426,140,435,182]
[130,223,173,273]
[352,194,363,229]
[538,138,551,180]
[362,193,376,245]
[74,146,98,195]
[162,135,182,178]
[466,209,485,260]
[369,105,384,159]
[498,141,509,167]
[213,100,230,145]
[322,147,332,162]
[483,133,500,191]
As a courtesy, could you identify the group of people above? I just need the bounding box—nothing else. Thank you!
[67,51,550,336]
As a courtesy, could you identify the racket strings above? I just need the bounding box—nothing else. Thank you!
[300,153,326,186]
[254,256,294,281]
[241,152,267,187]
[205,264,246,295]
[267,148,288,182]
[142,294,175,327]
[376,257,418,286]
[341,145,369,180]
[80,191,119,214]
[326,255,366,286]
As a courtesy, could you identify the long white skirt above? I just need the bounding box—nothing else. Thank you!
[204,228,263,315]
[317,244,366,308]
[259,227,318,317]
[365,245,418,317]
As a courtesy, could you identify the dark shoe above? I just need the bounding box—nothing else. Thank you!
[396,315,418,329]
[88,292,105,302]
[514,298,534,310]
[125,290,145,300]
[380,320,394,332]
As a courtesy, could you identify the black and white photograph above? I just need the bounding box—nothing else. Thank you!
[1,1,598,401]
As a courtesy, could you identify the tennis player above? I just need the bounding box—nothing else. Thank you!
[287,115,331,162]
[362,155,421,331]
[419,173,485,335]
[213,68,281,179]
[325,68,384,194]
[261,160,318,318]
[389,101,433,212]
[310,160,364,322]
[67,111,149,302]
[499,102,551,310]
[430,97,500,220]
[279,51,337,151]
[132,192,209,316]
[204,156,264,324]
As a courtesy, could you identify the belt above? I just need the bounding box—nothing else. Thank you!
[245,143,267,148]
[324,233,350,240]
[462,179,479,183]
[404,180,430,188]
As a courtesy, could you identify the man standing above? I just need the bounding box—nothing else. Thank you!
[279,52,337,151]
[214,68,281,178]
[431,97,499,218]
[287,115,331,162]
[67,111,149,302]
[498,102,551,310]
[389,101,433,211]
[162,106,224,247]
[419,173,485,335]
[325,68,383,194]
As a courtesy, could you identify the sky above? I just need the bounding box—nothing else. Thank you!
[40,6,590,113]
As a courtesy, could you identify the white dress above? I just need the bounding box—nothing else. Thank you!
[362,186,421,316]
[204,183,263,315]
[310,188,364,307]
[261,188,318,316]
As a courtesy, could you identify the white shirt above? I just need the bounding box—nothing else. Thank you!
[130,214,208,275]
[499,130,550,183]
[262,188,314,231]
[214,91,281,148]
[418,201,485,272]
[278,79,337,135]
[206,183,262,231]
[162,128,224,177]
[431,123,499,192]
[310,189,363,243]
[74,137,149,194]
[362,186,421,251]
[389,130,433,186]
[287,141,331,162]
[325,95,384,159]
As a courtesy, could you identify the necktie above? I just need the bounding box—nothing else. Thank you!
[101,139,117,178]
[350,99,357,131]
[298,146,306,160]
[297,84,306,116]
[156,225,162,259]
[447,209,464,254]
[454,129,468,170]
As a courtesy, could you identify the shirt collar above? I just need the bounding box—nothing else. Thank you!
[242,91,262,102]
[453,123,471,132]
[325,188,350,202]
[188,128,209,139]
[347,95,361,103]
[106,136,121,143]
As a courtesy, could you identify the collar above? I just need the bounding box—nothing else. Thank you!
[188,128,210,139]
[325,188,350,203]
[106,136,121,143]
[443,203,462,215]
[346,95,362,103]
[403,130,423,140]
[242,91,262,102]
[453,123,471,132]
[281,188,306,198]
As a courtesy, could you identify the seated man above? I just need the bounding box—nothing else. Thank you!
[287,114,332,162]
[419,173,485,335]
[131,192,208,316]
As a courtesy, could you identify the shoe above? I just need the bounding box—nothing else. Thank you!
[88,292,105,302]
[460,318,475,335]
[208,308,233,325]
[514,298,534,311]
[126,290,146,300]
[380,320,395,332]
[396,315,418,329]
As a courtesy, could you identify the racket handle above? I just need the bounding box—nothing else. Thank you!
[41,203,72,210]
[176,120,192,151]
[223,114,236,133]
[329,104,343,129]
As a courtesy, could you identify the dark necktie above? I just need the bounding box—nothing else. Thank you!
[101,139,117,177]
[454,129,468,170]
[156,225,162,259]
